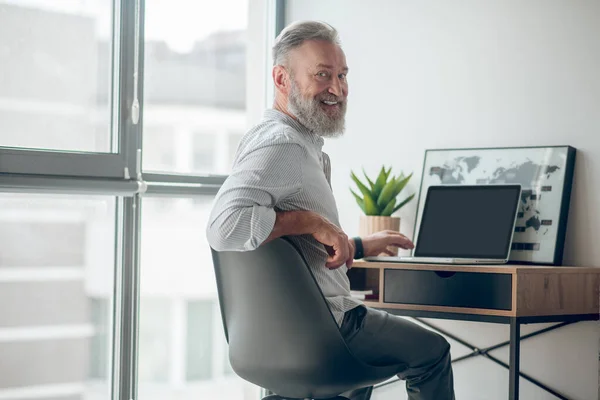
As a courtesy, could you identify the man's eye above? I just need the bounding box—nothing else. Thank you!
[338,73,347,80]
[317,71,329,78]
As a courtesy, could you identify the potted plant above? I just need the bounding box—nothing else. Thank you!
[350,166,415,254]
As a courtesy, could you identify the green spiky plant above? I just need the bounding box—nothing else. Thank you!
[350,166,415,216]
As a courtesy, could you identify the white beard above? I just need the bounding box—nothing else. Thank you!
[287,80,346,137]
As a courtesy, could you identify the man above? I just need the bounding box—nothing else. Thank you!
[206,20,455,400]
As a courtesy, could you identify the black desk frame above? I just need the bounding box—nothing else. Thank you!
[373,309,598,400]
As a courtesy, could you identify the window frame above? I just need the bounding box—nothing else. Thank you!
[0,0,138,180]
[0,1,285,400]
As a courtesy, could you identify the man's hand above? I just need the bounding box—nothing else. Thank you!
[310,215,353,269]
[362,230,415,257]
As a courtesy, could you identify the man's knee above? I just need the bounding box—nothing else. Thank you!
[400,330,452,382]
[439,334,451,354]
[427,331,451,366]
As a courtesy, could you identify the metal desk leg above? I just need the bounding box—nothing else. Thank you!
[509,317,520,400]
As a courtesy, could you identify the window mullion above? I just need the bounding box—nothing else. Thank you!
[111,1,144,400]
[116,0,144,181]
[112,194,142,400]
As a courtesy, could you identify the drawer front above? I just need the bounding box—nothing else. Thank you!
[384,269,512,310]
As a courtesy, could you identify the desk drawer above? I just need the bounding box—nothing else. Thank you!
[383,269,512,310]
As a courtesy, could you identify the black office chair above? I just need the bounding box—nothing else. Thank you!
[210,237,402,400]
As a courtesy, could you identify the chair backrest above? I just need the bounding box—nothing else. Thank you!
[211,237,370,397]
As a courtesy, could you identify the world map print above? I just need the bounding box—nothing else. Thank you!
[416,147,574,264]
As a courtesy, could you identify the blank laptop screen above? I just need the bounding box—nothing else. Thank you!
[413,185,521,259]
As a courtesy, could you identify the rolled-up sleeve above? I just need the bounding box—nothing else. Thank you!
[206,141,304,251]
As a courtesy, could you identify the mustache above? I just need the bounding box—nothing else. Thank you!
[316,95,346,103]
[316,93,345,103]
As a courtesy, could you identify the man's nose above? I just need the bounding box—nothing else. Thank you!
[328,77,344,98]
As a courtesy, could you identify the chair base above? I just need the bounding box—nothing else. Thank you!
[262,396,349,400]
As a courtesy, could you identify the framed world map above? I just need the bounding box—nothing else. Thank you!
[414,145,576,265]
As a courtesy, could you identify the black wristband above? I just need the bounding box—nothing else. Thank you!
[353,237,364,259]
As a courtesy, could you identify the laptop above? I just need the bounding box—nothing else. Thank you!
[364,184,522,265]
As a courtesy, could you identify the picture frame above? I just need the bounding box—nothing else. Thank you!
[413,145,576,265]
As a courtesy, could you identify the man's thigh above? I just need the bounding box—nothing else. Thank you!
[343,306,449,370]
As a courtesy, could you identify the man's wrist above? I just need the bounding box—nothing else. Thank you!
[352,237,364,259]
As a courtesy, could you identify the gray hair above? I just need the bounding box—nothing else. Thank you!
[272,21,341,66]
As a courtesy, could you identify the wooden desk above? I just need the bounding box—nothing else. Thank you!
[349,261,600,400]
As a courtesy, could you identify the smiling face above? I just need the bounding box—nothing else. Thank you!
[274,39,349,137]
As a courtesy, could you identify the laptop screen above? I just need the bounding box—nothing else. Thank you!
[413,185,521,259]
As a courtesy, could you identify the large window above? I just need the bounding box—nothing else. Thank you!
[89,298,110,380]
[0,195,115,400]
[142,0,249,175]
[139,298,172,383]
[0,1,278,399]
[186,300,215,382]
[0,1,113,153]
[139,198,248,399]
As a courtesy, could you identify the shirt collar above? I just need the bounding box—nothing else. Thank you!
[263,109,325,148]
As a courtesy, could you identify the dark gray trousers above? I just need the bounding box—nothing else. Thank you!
[339,306,455,400]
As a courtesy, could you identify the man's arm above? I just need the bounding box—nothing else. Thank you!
[206,139,354,269]
[265,210,354,269]
[348,230,415,262]
[263,210,320,243]
[206,142,303,252]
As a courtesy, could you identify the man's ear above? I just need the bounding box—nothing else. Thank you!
[272,65,289,94]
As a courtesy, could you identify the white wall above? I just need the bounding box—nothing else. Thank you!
[286,1,600,399]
